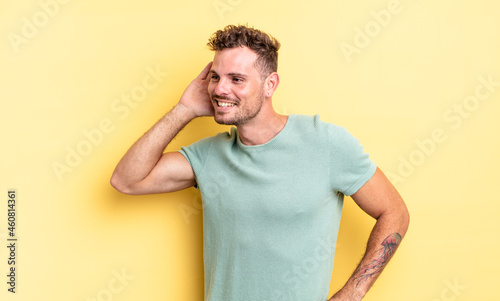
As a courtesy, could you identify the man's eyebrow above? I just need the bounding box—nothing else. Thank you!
[228,73,248,78]
[210,70,248,78]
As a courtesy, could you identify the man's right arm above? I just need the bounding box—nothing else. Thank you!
[110,62,214,195]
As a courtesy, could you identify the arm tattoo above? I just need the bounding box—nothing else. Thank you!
[353,233,402,287]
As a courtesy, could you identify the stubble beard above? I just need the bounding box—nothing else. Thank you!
[213,91,266,126]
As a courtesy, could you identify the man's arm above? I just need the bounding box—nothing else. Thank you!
[110,62,214,195]
[329,167,410,300]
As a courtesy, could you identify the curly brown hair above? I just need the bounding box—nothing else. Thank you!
[207,25,281,78]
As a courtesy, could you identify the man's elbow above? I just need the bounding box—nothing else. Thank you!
[110,174,138,195]
[380,201,410,235]
[398,202,410,235]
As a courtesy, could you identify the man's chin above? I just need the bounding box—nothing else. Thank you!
[213,116,237,126]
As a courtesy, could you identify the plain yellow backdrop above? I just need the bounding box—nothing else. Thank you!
[1,0,499,300]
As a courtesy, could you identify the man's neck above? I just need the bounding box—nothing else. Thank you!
[236,111,289,146]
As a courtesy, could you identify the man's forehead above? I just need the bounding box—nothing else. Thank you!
[211,47,259,74]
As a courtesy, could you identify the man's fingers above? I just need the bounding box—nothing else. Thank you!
[197,61,213,80]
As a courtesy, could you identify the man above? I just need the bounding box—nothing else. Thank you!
[111,25,409,301]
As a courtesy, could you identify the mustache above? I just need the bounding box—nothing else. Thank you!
[212,94,239,103]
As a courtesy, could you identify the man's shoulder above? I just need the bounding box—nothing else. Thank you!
[289,114,360,150]
[290,114,343,133]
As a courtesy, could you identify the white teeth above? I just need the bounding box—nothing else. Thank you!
[217,101,235,107]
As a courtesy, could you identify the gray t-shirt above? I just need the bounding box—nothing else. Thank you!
[179,114,376,301]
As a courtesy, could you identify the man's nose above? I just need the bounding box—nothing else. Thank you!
[214,78,230,95]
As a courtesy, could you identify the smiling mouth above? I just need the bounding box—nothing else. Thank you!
[214,98,237,108]
[217,101,236,107]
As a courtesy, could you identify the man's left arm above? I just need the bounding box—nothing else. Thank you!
[329,167,410,301]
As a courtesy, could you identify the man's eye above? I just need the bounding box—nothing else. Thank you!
[233,78,243,82]
[211,75,219,81]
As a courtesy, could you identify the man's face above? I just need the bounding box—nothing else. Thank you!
[208,46,266,126]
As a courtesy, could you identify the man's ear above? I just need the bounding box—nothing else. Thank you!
[264,72,280,98]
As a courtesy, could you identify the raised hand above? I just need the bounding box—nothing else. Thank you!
[178,61,214,118]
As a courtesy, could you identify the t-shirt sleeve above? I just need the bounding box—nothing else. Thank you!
[327,123,377,196]
[178,136,215,185]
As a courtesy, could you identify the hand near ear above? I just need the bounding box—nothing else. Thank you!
[179,62,215,118]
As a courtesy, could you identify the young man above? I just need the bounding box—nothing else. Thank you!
[111,25,409,301]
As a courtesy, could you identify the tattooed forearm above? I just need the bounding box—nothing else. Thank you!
[353,233,402,287]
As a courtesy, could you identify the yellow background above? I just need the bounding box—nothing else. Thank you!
[1,0,499,300]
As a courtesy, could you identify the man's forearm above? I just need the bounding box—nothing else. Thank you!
[330,211,409,300]
[111,104,195,189]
